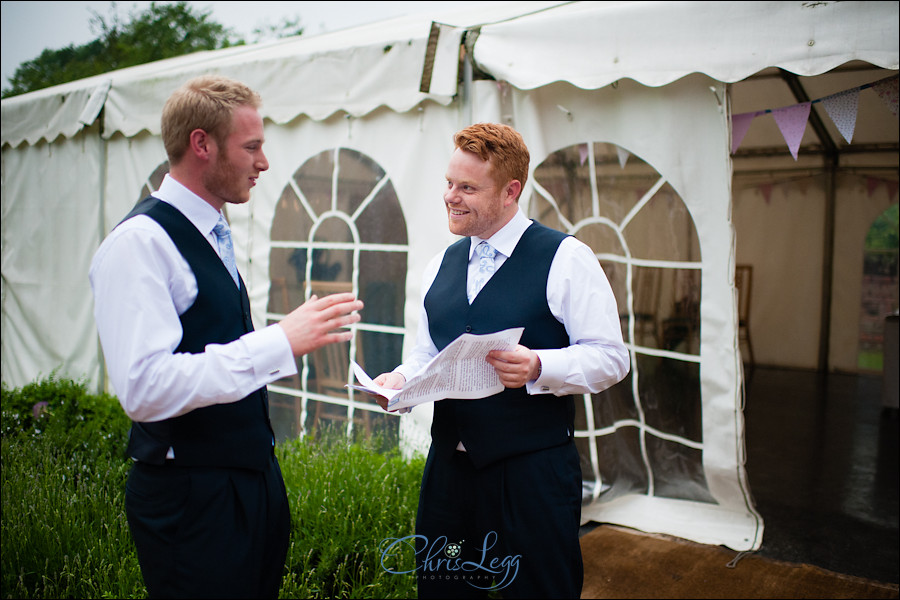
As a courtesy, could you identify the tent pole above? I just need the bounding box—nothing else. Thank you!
[820,158,837,372]
[462,32,473,126]
[779,69,838,372]
[96,110,108,394]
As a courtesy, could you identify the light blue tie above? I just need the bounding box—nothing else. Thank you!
[213,214,240,288]
[469,241,497,302]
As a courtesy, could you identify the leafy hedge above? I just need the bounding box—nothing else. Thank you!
[1,375,424,599]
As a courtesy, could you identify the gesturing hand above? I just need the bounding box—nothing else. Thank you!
[278,292,364,357]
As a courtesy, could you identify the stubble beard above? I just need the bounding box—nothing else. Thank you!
[204,146,250,206]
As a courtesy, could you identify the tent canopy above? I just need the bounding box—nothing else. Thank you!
[3,1,896,148]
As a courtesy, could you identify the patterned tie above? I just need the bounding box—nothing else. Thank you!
[469,241,497,302]
[213,214,240,288]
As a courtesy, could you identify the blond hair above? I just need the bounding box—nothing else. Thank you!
[161,75,262,165]
[453,123,529,200]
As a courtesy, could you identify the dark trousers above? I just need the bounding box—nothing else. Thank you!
[415,440,583,599]
[125,456,290,599]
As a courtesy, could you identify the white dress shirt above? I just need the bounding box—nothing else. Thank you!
[89,174,297,424]
[394,210,630,397]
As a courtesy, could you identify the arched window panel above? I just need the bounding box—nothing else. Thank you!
[532,142,660,229]
[266,147,407,442]
[583,372,639,429]
[647,436,715,503]
[271,186,314,242]
[311,217,354,283]
[293,150,334,217]
[357,183,409,245]
[359,330,403,388]
[359,251,406,328]
[268,247,305,316]
[268,390,298,442]
[531,140,708,508]
[529,193,567,233]
[528,145,596,227]
[661,268,702,355]
[638,357,702,443]
[588,427,649,502]
[138,162,169,201]
[574,222,626,257]
[337,148,386,216]
[621,182,700,263]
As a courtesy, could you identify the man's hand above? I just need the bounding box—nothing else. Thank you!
[371,372,406,411]
[278,292,363,357]
[486,344,541,388]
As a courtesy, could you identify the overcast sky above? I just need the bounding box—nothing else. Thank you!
[0,1,485,90]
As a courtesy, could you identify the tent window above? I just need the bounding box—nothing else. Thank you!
[857,203,900,372]
[530,142,711,504]
[138,162,169,201]
[266,148,407,443]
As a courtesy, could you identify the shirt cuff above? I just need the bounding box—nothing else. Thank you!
[243,324,298,382]
[526,349,563,394]
[393,364,417,383]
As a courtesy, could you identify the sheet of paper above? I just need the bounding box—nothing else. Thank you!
[348,327,524,411]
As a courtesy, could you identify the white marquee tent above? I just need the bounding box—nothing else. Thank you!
[2,1,898,552]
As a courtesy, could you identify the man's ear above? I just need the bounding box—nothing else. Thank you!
[504,179,522,206]
[188,128,212,160]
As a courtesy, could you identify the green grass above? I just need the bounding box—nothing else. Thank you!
[276,427,423,598]
[857,350,884,372]
[2,376,425,599]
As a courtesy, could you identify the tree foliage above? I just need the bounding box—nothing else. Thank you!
[865,203,899,251]
[2,1,303,99]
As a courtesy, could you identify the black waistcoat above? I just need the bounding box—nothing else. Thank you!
[424,221,575,469]
[121,197,274,470]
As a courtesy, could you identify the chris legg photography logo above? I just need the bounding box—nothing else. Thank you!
[379,531,521,591]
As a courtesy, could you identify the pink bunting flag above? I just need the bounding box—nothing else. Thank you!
[887,180,899,201]
[822,88,859,144]
[872,76,898,117]
[730,111,760,154]
[867,177,880,198]
[772,102,811,160]
[579,143,589,166]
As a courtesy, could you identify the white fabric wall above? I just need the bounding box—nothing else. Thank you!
[733,172,898,371]
[732,176,826,369]
[1,128,104,388]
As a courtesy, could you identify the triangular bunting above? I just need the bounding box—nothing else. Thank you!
[822,88,859,144]
[772,102,811,160]
[872,76,899,118]
[760,183,773,204]
[579,143,589,166]
[887,180,899,201]
[867,177,880,197]
[731,111,760,154]
[732,75,897,159]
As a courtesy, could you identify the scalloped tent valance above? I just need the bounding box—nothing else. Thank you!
[3,1,897,148]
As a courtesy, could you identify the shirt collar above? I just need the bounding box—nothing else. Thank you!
[468,210,532,260]
[153,174,225,236]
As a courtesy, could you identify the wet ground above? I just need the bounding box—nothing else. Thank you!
[743,366,899,583]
